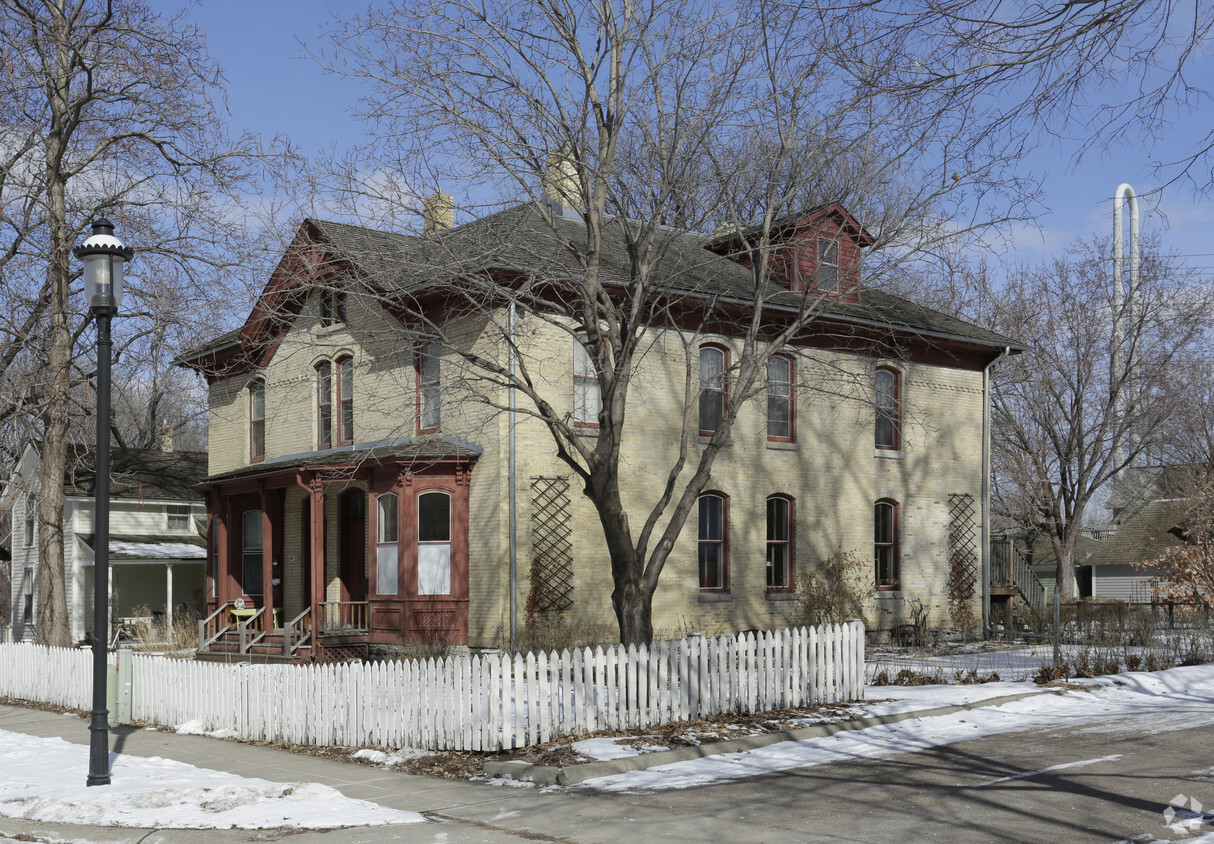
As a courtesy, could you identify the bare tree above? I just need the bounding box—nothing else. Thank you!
[0,0,277,645]
[983,236,1213,601]
[1140,479,1214,610]
[306,0,1041,645]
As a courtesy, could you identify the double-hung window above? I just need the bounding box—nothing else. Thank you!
[336,356,354,445]
[249,379,265,461]
[697,492,728,590]
[24,496,35,546]
[816,238,839,293]
[376,493,399,595]
[766,495,793,589]
[316,361,332,448]
[320,288,346,326]
[875,499,899,589]
[573,336,600,426]
[417,342,441,433]
[698,345,727,436]
[875,367,900,450]
[166,504,191,531]
[417,492,452,595]
[767,355,794,442]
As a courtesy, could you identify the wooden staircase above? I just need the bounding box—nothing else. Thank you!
[990,539,1047,632]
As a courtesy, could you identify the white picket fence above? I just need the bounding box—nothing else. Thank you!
[0,621,864,751]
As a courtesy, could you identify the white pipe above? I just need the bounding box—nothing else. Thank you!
[508,301,518,649]
[1112,183,1139,469]
[982,346,1012,635]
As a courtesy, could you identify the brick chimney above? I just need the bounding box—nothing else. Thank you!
[157,423,174,453]
[543,144,580,211]
[422,191,454,237]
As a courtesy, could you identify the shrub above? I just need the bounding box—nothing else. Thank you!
[797,550,873,627]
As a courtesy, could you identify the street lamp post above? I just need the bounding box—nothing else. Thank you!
[74,218,133,787]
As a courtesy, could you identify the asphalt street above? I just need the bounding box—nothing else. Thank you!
[2,698,1210,843]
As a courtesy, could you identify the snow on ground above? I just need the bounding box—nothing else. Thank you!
[0,729,424,830]
[572,737,671,761]
[578,664,1214,793]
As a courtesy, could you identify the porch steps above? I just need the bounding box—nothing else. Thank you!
[199,631,313,664]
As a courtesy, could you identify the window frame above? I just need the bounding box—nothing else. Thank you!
[875,366,901,451]
[375,492,400,596]
[24,496,35,546]
[816,237,839,293]
[766,354,795,443]
[166,504,191,532]
[319,288,346,327]
[249,378,266,463]
[698,344,729,437]
[573,334,600,428]
[241,509,264,597]
[417,490,453,596]
[336,355,354,446]
[416,341,441,434]
[874,498,900,590]
[697,491,729,592]
[316,360,333,449]
[766,494,795,591]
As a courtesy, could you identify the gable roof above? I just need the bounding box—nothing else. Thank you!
[61,444,207,501]
[1090,498,1190,568]
[179,202,1024,372]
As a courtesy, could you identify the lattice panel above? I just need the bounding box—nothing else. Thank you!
[528,475,575,615]
[947,493,979,630]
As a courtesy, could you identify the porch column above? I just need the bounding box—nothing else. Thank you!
[216,497,231,606]
[165,563,174,630]
[259,487,274,623]
[309,477,325,633]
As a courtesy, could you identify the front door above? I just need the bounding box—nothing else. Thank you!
[340,489,366,603]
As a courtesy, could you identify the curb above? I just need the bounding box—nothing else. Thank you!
[483,686,1086,787]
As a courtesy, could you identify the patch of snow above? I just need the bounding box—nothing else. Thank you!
[579,664,1214,793]
[350,746,433,768]
[174,720,235,739]
[0,729,424,829]
[571,738,670,760]
[351,749,389,764]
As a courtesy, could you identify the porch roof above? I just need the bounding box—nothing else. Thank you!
[80,533,206,562]
[202,437,481,486]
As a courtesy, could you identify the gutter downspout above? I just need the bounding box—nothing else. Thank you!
[982,346,1012,636]
[508,301,518,650]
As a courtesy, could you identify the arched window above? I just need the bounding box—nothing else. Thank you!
[767,355,794,442]
[699,345,728,436]
[336,356,354,445]
[416,341,441,433]
[417,491,452,595]
[875,367,900,450]
[697,492,728,591]
[316,361,332,449]
[375,493,399,595]
[875,499,899,589]
[573,335,600,427]
[766,495,794,589]
[249,379,265,462]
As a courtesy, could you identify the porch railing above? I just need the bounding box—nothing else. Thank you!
[319,601,369,633]
[198,602,235,652]
[283,607,312,656]
[990,539,1047,618]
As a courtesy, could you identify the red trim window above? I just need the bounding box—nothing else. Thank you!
[573,334,600,427]
[698,345,728,436]
[875,498,899,589]
[416,341,440,433]
[316,361,332,449]
[697,491,728,591]
[336,355,354,445]
[241,509,264,596]
[766,494,794,590]
[767,355,794,442]
[816,238,839,293]
[875,366,900,450]
[418,491,452,595]
[375,492,399,595]
[249,379,265,462]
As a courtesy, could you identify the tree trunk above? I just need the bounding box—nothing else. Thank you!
[1054,543,1076,603]
[612,574,653,647]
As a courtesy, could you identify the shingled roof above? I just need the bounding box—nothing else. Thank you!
[61,445,207,501]
[1090,499,1190,568]
[307,203,1023,351]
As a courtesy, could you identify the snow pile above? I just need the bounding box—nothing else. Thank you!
[175,719,235,739]
[571,737,670,761]
[0,730,424,829]
[349,746,432,767]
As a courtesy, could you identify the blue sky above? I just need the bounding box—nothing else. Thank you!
[182,1,1214,276]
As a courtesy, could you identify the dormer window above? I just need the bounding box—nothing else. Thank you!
[816,238,839,293]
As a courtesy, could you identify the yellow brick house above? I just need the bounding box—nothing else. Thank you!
[178,198,1022,658]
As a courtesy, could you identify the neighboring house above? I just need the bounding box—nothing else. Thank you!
[1018,533,1104,602]
[177,193,1023,657]
[1089,498,1188,603]
[0,438,208,642]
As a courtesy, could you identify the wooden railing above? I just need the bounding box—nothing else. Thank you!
[318,601,369,634]
[197,602,234,652]
[238,606,269,652]
[990,540,1047,618]
[283,608,312,656]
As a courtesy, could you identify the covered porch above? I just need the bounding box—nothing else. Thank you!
[195,441,478,662]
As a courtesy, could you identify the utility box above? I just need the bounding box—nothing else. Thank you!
[105,648,133,725]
